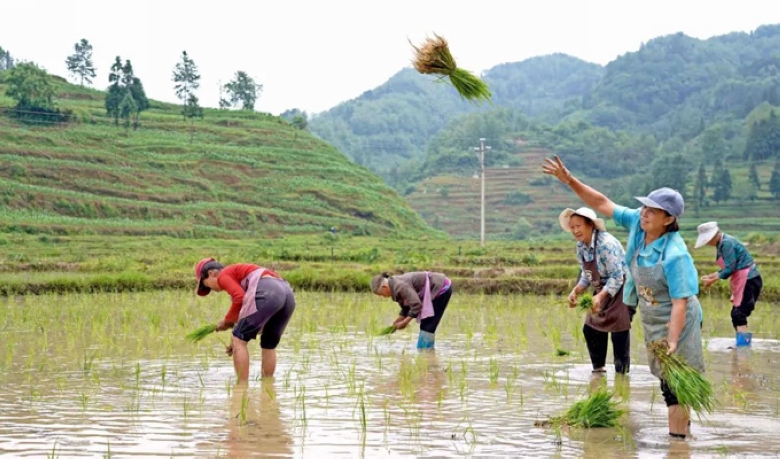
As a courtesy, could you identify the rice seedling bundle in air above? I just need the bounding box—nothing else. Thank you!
[649,339,715,414]
[578,294,594,313]
[535,390,624,428]
[409,34,492,103]
[376,325,396,336]
[186,324,217,343]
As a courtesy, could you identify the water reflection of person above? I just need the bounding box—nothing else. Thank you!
[580,374,638,457]
[730,348,756,395]
[224,380,293,458]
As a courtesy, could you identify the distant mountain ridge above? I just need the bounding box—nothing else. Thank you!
[309,25,780,189]
[308,53,603,182]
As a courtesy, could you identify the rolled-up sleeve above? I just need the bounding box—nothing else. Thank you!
[599,238,625,297]
[664,253,699,299]
[613,206,640,231]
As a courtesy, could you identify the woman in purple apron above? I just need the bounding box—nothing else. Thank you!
[543,155,706,440]
[560,207,634,374]
[696,222,762,342]
[371,271,452,350]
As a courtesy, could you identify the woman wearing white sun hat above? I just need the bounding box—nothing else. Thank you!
[695,222,762,343]
[560,206,634,375]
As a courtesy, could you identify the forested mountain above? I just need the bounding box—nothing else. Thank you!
[308,54,603,183]
[310,25,780,191]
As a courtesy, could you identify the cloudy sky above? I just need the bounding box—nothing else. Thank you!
[2,1,778,116]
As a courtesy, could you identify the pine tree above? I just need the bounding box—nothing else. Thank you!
[65,39,96,85]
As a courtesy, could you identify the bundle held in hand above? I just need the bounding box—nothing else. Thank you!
[409,34,492,103]
[186,324,217,342]
[535,389,624,428]
[578,294,594,313]
[649,339,715,414]
[376,325,396,336]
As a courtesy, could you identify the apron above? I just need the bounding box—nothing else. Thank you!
[416,272,436,324]
[238,268,283,321]
[716,257,752,307]
[631,236,705,379]
[581,232,631,333]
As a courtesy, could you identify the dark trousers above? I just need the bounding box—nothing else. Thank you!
[732,275,762,329]
[583,323,630,373]
[420,287,452,334]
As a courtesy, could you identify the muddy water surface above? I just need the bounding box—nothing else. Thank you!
[1,291,779,457]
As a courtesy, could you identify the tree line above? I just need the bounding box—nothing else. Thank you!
[0,40,274,135]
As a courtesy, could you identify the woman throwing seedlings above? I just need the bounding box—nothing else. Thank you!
[560,206,634,375]
[194,258,296,382]
[695,221,762,345]
[371,271,452,350]
[543,155,704,440]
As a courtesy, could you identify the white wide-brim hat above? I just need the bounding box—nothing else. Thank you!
[695,221,719,249]
[559,207,607,233]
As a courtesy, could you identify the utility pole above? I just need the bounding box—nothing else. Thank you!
[474,138,491,247]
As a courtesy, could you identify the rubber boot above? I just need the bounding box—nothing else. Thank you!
[736,331,752,348]
[417,330,435,350]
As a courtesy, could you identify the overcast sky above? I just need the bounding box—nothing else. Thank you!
[2,1,779,116]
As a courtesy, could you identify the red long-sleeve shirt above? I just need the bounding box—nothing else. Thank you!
[217,264,259,323]
[217,263,281,323]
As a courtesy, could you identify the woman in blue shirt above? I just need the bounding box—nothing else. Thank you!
[560,207,634,375]
[543,155,705,440]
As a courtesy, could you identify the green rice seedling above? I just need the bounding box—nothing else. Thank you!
[358,385,367,433]
[376,325,395,336]
[239,391,249,426]
[535,389,624,428]
[650,385,658,411]
[555,349,570,357]
[488,358,499,387]
[410,34,492,103]
[649,339,715,414]
[185,324,217,343]
[578,294,594,313]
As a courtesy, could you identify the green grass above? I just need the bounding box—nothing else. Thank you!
[0,232,778,304]
[0,72,440,240]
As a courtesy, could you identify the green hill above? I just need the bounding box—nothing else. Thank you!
[0,71,439,239]
[309,24,780,183]
[308,54,603,184]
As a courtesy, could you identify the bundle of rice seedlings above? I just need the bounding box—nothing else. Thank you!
[186,324,218,343]
[649,339,715,414]
[578,294,594,313]
[535,389,624,428]
[409,34,492,103]
[376,325,396,336]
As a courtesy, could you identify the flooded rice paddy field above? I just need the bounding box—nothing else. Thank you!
[1,290,780,457]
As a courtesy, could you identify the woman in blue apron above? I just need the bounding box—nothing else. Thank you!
[560,206,634,374]
[543,155,705,440]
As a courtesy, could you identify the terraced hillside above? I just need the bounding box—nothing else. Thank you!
[408,147,780,240]
[0,73,439,239]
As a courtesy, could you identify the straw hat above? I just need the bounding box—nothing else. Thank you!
[559,207,606,233]
[695,221,720,249]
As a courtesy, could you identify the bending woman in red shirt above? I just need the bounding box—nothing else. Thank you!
[194,258,296,382]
